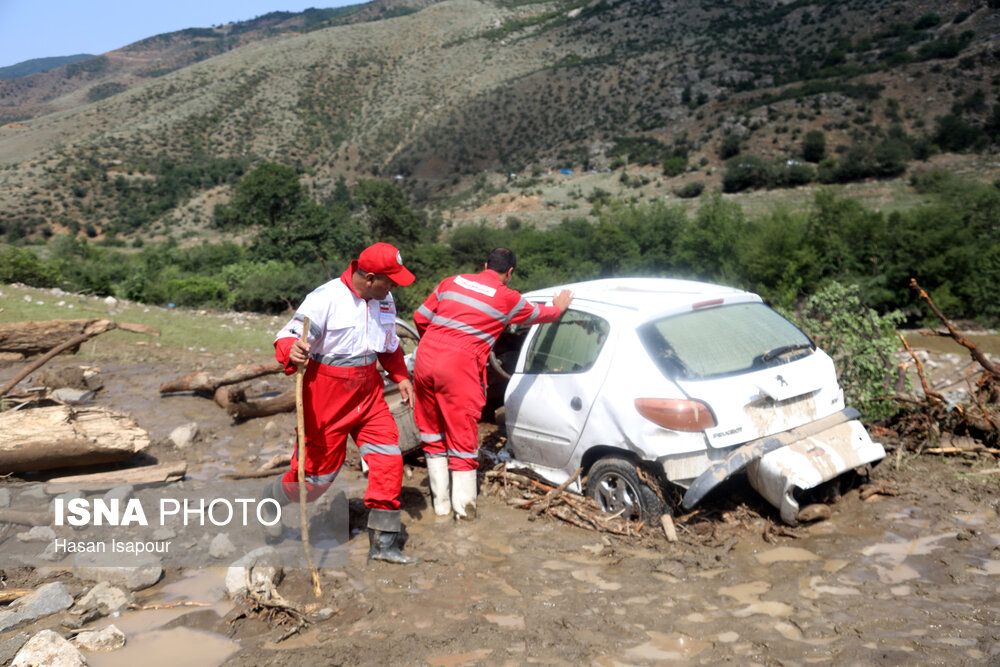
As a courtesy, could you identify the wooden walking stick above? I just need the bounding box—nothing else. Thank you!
[296,317,323,598]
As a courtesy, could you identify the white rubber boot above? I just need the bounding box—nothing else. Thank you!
[426,457,452,516]
[451,470,478,521]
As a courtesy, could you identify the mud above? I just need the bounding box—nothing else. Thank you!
[2,354,1000,666]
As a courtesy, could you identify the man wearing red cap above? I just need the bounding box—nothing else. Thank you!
[413,247,572,520]
[264,242,418,564]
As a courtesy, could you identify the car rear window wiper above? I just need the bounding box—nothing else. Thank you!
[756,343,813,364]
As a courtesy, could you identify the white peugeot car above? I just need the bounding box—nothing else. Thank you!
[490,277,885,525]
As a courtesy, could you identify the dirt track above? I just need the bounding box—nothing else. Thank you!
[1,354,999,666]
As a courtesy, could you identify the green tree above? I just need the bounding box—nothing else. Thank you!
[801,130,826,163]
[217,163,304,229]
[353,179,428,245]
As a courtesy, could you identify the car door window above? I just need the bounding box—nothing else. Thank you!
[525,310,609,374]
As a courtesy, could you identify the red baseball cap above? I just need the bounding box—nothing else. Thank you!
[357,242,415,286]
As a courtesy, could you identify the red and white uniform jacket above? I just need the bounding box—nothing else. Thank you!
[274,261,408,381]
[414,270,562,362]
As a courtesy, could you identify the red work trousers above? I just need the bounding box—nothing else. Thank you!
[280,361,403,510]
[413,336,485,472]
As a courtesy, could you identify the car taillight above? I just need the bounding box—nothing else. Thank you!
[634,398,717,431]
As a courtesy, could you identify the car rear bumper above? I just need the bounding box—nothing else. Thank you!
[744,419,885,524]
[680,408,885,523]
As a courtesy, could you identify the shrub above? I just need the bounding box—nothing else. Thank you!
[722,155,772,192]
[794,282,907,421]
[719,134,742,159]
[662,156,687,177]
[0,245,60,286]
[801,130,826,163]
[674,182,705,198]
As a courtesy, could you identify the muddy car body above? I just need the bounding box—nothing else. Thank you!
[493,277,885,525]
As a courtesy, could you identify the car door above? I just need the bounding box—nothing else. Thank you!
[503,308,616,469]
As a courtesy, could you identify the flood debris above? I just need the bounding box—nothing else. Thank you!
[881,280,999,459]
[482,466,644,537]
[0,319,158,396]
[0,405,150,473]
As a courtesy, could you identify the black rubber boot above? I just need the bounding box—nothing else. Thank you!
[366,509,419,565]
[258,476,290,544]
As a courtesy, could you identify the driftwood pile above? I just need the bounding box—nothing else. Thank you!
[0,319,189,482]
[881,280,1000,458]
[482,465,650,538]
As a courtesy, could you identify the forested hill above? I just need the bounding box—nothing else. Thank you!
[0,0,998,335]
[1,0,998,231]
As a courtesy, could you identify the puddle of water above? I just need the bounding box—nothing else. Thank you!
[861,532,955,584]
[799,575,861,599]
[571,567,622,591]
[719,581,795,618]
[84,627,239,667]
[622,632,711,662]
[756,546,820,565]
[969,559,1000,575]
[483,613,525,629]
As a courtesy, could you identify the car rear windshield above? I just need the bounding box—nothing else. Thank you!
[637,302,814,380]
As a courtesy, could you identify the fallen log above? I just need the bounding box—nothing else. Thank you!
[43,461,186,492]
[0,406,150,473]
[0,319,158,357]
[221,389,295,420]
[0,319,159,396]
[159,362,284,396]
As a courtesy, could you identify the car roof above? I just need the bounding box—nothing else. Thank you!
[522,277,760,320]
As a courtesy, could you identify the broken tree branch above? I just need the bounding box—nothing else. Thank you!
[159,362,284,396]
[898,333,945,405]
[910,278,1000,379]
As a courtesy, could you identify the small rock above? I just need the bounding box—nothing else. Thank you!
[170,423,199,449]
[102,485,134,506]
[17,485,47,503]
[17,525,55,542]
[12,630,86,667]
[0,583,74,632]
[51,388,95,403]
[312,607,336,621]
[75,560,163,592]
[72,581,134,615]
[0,633,30,665]
[225,546,283,598]
[263,421,281,438]
[73,624,126,652]
[103,296,118,307]
[151,527,176,541]
[797,503,832,523]
[209,533,236,559]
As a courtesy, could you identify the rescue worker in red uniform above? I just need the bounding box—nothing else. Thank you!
[413,247,573,519]
[263,242,418,564]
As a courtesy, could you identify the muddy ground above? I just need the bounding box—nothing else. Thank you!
[1,349,999,666]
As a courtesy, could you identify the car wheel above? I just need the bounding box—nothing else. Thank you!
[585,457,665,523]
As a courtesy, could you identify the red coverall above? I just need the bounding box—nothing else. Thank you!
[274,263,410,510]
[413,270,563,471]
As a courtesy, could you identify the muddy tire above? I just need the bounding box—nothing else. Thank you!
[585,456,665,523]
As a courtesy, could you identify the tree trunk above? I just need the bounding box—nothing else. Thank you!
[0,319,158,357]
[159,362,284,396]
[0,406,150,473]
